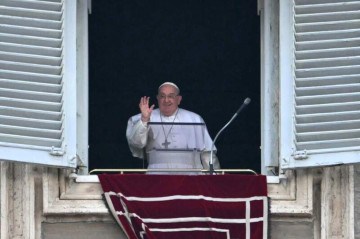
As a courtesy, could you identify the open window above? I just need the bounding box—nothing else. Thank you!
[1,0,261,175]
[4,0,358,175]
[0,0,88,169]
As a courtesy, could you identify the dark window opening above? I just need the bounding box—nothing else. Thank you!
[89,0,261,172]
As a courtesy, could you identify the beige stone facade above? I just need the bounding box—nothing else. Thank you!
[0,162,356,238]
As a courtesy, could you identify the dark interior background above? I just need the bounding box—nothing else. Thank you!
[89,0,261,172]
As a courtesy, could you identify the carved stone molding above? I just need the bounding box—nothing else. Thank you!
[269,169,313,216]
[43,167,314,218]
[43,168,109,216]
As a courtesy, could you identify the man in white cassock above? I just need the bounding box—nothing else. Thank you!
[126,82,220,173]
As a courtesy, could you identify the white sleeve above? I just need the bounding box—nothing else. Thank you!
[126,115,149,158]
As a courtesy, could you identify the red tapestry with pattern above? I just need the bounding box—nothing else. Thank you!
[98,174,268,239]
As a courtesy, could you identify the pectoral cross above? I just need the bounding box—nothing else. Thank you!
[162,139,170,149]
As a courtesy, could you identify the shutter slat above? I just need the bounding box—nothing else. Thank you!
[0,78,61,93]
[0,24,62,38]
[296,119,360,132]
[296,65,360,78]
[296,47,360,60]
[296,101,360,114]
[0,115,61,130]
[0,42,61,57]
[296,83,360,96]
[0,97,62,112]
[296,111,360,124]
[0,60,62,75]
[0,15,61,30]
[0,133,62,147]
[296,74,360,87]
[296,20,360,33]
[296,0,359,5]
[296,138,360,150]
[296,29,360,42]
[0,6,62,21]
[296,56,360,69]
[0,124,62,139]
[0,33,62,48]
[0,70,61,84]
[296,128,360,142]
[295,2,360,15]
[2,0,62,12]
[295,11,360,23]
[37,0,62,2]
[0,88,62,102]
[296,38,360,51]
[0,51,61,66]
[0,106,61,121]
[296,92,360,105]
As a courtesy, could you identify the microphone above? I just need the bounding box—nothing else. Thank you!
[209,97,251,175]
[236,97,251,115]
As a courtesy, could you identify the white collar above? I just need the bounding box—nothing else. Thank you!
[160,109,179,120]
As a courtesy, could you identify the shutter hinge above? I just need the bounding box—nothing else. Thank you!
[292,150,308,160]
[76,154,86,167]
[68,155,77,168]
[50,146,65,156]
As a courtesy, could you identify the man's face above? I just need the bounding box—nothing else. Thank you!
[157,85,182,116]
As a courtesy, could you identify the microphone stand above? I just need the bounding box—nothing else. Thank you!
[209,98,251,175]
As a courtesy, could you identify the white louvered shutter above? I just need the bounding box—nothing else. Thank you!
[280,0,360,169]
[0,0,77,167]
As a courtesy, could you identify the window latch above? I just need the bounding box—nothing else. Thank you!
[293,150,308,160]
[50,146,65,156]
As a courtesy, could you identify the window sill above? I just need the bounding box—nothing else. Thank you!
[44,168,313,217]
[74,174,284,184]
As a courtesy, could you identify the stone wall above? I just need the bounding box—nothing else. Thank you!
[355,164,360,239]
[0,161,356,238]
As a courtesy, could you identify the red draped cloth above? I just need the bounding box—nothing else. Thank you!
[98,174,268,239]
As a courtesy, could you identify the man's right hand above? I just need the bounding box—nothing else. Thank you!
[139,96,154,123]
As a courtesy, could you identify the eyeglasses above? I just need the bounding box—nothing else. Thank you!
[158,94,178,100]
